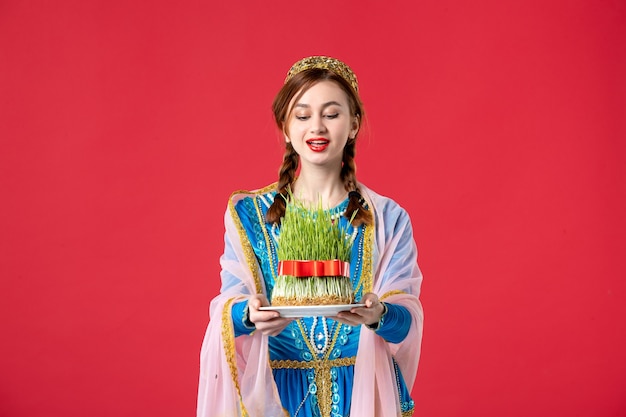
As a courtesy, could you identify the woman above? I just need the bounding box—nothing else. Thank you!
[197,56,423,417]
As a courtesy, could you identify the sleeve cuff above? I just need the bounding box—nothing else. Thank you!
[367,302,411,343]
[231,300,256,336]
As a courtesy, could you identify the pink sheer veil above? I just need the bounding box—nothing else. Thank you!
[350,185,424,417]
[197,197,286,417]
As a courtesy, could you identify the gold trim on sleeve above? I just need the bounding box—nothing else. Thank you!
[228,199,263,294]
[227,183,277,294]
[381,290,407,300]
[221,298,249,417]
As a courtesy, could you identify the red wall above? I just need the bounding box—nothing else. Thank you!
[1,1,625,416]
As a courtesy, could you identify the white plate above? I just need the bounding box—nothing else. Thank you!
[259,304,366,318]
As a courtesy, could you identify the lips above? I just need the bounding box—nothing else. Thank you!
[306,138,330,152]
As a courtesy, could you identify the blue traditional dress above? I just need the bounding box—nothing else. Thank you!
[197,184,423,417]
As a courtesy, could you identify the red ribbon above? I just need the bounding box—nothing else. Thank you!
[278,260,351,278]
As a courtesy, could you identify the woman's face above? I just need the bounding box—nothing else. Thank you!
[284,80,359,170]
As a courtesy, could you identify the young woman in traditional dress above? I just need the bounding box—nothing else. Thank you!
[197,56,424,417]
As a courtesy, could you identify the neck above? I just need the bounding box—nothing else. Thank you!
[292,165,346,208]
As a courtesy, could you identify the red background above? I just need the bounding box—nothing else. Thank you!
[1,1,625,416]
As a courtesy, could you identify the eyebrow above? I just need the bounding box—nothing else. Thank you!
[294,101,344,109]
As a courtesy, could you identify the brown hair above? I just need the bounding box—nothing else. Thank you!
[265,68,373,226]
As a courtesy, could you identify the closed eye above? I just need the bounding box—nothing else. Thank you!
[324,113,339,119]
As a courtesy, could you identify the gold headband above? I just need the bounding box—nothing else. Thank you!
[285,56,359,92]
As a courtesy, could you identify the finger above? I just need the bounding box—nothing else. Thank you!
[333,316,356,326]
[335,313,363,326]
[257,318,292,335]
[272,318,294,332]
[259,310,281,321]
[250,294,270,311]
[349,306,370,318]
[250,309,280,325]
[257,294,269,306]
[249,296,261,310]
[361,293,379,308]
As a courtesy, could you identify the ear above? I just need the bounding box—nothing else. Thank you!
[350,115,360,139]
[282,125,292,143]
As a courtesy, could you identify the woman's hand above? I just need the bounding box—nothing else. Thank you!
[248,294,294,337]
[334,292,385,327]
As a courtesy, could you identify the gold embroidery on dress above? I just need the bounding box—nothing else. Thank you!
[270,356,357,369]
[228,183,278,294]
[362,223,374,293]
[253,197,278,283]
[349,223,371,298]
[221,298,249,417]
[228,200,263,294]
[289,320,346,417]
[381,289,407,300]
[272,352,357,414]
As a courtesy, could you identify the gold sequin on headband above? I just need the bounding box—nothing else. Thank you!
[285,56,359,93]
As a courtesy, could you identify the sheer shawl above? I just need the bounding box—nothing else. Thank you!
[197,184,423,417]
[350,184,424,416]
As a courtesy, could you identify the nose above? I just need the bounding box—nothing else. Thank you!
[310,114,327,134]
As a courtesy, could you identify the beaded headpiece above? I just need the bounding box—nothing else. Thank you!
[285,56,359,93]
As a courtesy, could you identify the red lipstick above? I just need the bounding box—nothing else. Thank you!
[306,138,329,152]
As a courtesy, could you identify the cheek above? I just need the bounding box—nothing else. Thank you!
[286,122,306,138]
